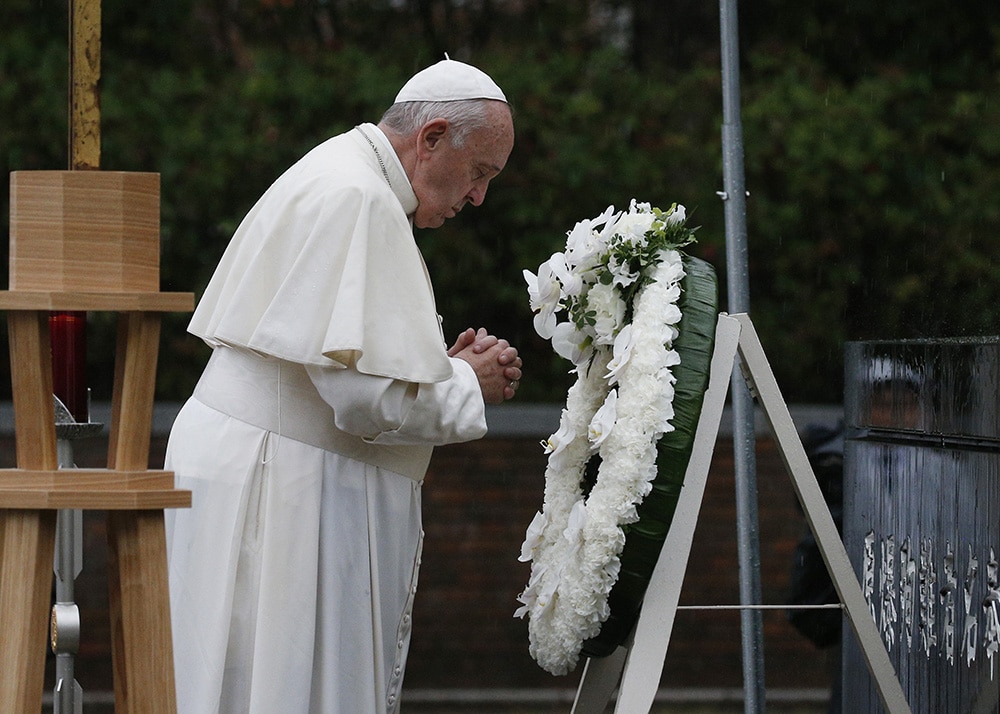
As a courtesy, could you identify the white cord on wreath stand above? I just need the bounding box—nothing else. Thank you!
[571,313,913,714]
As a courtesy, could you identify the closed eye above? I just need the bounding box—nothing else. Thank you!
[474,162,503,181]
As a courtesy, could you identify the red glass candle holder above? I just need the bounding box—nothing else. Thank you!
[49,310,88,423]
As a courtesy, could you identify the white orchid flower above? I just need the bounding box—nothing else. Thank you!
[523,261,563,339]
[566,204,617,259]
[519,511,549,562]
[595,206,623,245]
[552,321,592,367]
[549,251,583,298]
[514,562,557,618]
[588,389,618,448]
[608,253,640,289]
[663,203,687,226]
[563,219,602,276]
[562,499,588,554]
[591,204,618,230]
[540,409,575,456]
[564,220,595,264]
[604,324,635,385]
[629,198,652,214]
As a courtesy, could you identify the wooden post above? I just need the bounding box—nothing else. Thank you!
[69,0,101,171]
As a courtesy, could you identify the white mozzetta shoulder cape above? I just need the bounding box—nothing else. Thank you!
[188,123,454,383]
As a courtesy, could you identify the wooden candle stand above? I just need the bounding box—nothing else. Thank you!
[0,170,194,713]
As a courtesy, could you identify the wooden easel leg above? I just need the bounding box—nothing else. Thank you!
[108,312,160,471]
[0,509,57,713]
[1,299,61,712]
[733,313,912,714]
[108,509,178,714]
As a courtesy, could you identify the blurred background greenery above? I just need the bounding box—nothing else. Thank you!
[2,0,998,406]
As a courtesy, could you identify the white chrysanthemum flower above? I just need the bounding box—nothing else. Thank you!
[586,282,626,346]
[659,252,686,287]
[613,201,656,243]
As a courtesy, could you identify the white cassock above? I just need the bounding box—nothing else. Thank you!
[165,124,486,714]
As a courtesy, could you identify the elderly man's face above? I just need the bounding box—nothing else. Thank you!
[410,102,514,229]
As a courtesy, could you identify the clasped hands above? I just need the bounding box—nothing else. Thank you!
[448,327,522,405]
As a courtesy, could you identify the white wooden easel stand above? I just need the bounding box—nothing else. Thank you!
[571,313,912,714]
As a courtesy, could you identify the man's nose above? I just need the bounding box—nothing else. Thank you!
[467,184,487,207]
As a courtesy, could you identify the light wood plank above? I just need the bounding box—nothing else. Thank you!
[108,511,178,713]
[0,290,193,312]
[0,468,177,490]
[0,489,191,511]
[0,510,57,713]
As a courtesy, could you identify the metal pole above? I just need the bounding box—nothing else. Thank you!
[54,439,84,714]
[718,0,766,711]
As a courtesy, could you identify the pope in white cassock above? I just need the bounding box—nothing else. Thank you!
[165,57,521,714]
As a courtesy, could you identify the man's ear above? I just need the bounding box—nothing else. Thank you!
[417,118,449,157]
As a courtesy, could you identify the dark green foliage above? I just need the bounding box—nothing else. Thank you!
[1,1,998,404]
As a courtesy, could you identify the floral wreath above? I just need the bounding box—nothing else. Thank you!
[516,200,716,675]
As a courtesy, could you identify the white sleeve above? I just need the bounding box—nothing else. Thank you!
[304,358,487,446]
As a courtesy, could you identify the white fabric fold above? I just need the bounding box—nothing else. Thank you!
[188,124,453,383]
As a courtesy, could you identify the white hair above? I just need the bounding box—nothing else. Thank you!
[379,99,503,147]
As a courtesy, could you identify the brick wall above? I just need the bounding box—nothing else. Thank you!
[1,403,842,696]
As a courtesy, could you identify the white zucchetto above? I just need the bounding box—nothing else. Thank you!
[394,55,507,104]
